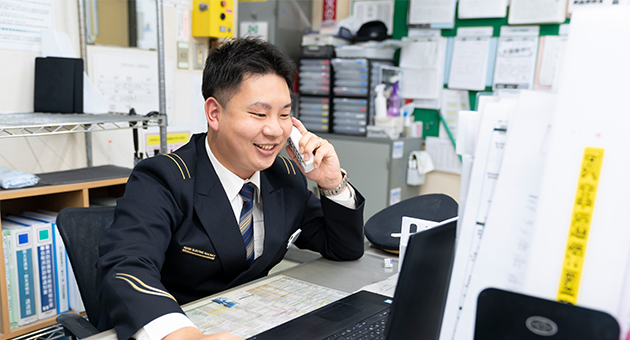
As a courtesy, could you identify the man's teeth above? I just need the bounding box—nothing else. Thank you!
[256,144,274,150]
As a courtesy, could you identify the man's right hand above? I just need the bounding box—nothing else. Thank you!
[163,327,243,340]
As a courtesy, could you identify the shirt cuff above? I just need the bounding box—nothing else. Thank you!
[133,313,197,340]
[324,184,357,209]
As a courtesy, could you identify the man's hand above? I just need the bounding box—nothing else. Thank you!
[286,117,345,193]
[163,327,243,340]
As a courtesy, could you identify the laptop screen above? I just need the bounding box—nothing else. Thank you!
[385,219,458,340]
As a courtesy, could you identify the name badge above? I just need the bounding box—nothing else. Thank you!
[181,246,216,260]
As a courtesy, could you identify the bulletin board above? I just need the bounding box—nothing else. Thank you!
[391,1,570,138]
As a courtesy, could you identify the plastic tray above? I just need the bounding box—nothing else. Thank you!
[333,124,367,135]
[300,59,330,66]
[299,109,329,117]
[299,116,329,124]
[334,87,368,96]
[300,103,329,111]
[304,122,329,132]
[333,98,367,105]
[334,105,367,112]
[300,97,329,104]
[333,112,367,120]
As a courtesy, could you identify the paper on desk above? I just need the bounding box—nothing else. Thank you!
[408,0,456,27]
[440,89,470,140]
[439,97,516,340]
[568,0,629,14]
[400,37,446,101]
[534,35,567,91]
[492,32,539,91]
[447,37,491,91]
[458,0,507,19]
[508,0,568,24]
[522,7,630,333]
[451,91,557,340]
[425,137,461,175]
[183,275,348,338]
[41,30,109,113]
[454,110,482,242]
[358,274,399,298]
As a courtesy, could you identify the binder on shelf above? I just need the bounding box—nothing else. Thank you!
[1,218,38,327]
[5,215,57,320]
[29,212,83,313]
[34,57,84,113]
[22,211,69,315]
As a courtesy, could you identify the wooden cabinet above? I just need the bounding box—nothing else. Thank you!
[0,177,127,340]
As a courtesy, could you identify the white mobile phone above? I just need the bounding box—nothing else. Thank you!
[287,126,314,173]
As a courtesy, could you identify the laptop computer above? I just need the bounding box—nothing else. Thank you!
[474,288,620,339]
[249,217,458,340]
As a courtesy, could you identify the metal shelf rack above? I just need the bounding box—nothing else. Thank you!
[0,112,165,138]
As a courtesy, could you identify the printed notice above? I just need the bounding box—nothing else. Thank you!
[0,0,55,52]
[492,37,539,91]
[183,275,348,338]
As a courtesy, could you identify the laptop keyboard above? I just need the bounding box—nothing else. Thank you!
[323,309,390,340]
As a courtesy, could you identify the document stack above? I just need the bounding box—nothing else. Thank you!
[0,210,82,329]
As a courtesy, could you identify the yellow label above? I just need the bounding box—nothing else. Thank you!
[146,133,189,146]
[557,147,604,304]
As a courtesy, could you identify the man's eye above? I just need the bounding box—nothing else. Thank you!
[250,112,265,117]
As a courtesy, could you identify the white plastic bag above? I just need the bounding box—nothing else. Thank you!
[0,167,40,189]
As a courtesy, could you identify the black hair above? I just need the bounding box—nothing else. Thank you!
[201,37,297,106]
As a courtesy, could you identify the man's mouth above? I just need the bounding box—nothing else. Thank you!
[254,143,275,151]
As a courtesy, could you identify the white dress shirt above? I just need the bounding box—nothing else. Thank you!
[134,140,356,340]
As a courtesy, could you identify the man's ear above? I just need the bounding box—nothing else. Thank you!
[205,97,221,132]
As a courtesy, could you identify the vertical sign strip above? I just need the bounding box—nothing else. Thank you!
[557,147,604,304]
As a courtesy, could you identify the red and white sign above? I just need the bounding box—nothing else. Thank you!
[322,0,336,21]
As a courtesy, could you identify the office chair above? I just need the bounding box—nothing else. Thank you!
[55,206,115,339]
[364,193,458,253]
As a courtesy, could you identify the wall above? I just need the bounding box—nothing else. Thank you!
[419,172,460,202]
[0,0,87,173]
[0,0,222,173]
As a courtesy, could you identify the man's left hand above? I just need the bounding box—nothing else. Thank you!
[286,117,345,193]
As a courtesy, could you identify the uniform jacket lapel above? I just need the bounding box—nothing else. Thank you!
[192,137,248,275]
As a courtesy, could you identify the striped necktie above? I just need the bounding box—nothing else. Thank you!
[239,183,255,263]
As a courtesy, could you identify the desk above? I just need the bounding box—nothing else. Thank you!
[85,244,398,340]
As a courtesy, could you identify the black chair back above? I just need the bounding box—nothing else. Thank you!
[56,206,115,327]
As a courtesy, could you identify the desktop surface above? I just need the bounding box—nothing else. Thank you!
[84,243,398,340]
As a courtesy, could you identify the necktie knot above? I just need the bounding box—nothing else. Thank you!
[240,183,255,202]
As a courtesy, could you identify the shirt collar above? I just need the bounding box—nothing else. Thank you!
[205,138,261,202]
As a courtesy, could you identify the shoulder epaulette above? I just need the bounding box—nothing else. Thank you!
[278,155,297,175]
[164,153,192,180]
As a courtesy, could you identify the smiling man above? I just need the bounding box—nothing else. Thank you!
[96,38,365,340]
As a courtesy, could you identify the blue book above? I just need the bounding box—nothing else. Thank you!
[5,215,57,320]
[1,218,38,327]
[22,211,69,315]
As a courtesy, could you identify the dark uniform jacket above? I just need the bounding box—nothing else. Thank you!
[95,133,365,340]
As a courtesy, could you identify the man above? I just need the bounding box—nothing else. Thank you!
[96,37,365,340]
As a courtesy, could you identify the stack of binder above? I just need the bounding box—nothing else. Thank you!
[1,211,84,329]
